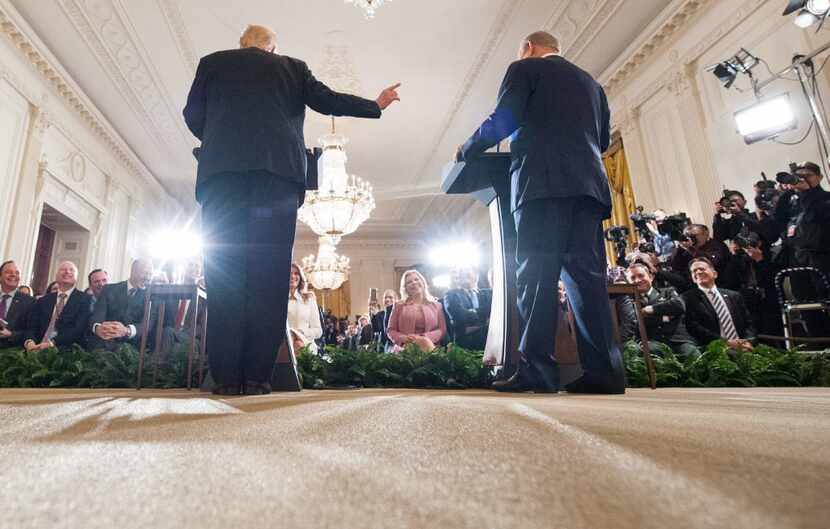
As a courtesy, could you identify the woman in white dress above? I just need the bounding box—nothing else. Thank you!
[287,263,322,354]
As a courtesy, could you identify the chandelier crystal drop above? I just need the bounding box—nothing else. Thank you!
[302,236,351,290]
[297,120,375,245]
[344,0,389,19]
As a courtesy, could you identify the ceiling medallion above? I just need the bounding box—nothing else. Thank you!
[344,0,391,19]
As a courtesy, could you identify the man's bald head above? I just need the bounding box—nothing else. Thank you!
[130,258,153,288]
[518,31,560,59]
[239,24,277,52]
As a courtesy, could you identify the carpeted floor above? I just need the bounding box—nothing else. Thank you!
[1,387,828,529]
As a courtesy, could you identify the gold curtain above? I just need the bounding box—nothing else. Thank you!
[602,140,638,264]
[313,281,351,318]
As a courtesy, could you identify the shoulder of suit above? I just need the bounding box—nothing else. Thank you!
[719,288,740,298]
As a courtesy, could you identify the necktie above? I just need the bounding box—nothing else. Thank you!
[129,288,138,298]
[0,294,9,320]
[42,293,68,343]
[708,290,739,340]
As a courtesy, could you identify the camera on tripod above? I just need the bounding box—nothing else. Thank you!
[604,225,630,266]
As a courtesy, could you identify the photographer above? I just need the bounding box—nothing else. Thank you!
[713,190,753,244]
[774,162,830,275]
[670,224,731,286]
[722,230,783,339]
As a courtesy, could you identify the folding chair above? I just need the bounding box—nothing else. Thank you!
[774,267,830,350]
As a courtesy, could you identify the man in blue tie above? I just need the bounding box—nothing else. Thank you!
[458,30,623,393]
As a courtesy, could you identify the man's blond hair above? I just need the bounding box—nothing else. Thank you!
[239,24,277,50]
[524,31,559,52]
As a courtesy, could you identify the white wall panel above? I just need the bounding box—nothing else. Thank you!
[0,79,29,254]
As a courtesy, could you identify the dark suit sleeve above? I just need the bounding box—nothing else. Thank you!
[650,289,685,318]
[683,294,721,345]
[615,296,638,342]
[461,60,532,160]
[24,300,45,346]
[732,292,757,341]
[301,61,381,118]
[599,86,610,153]
[90,286,108,330]
[7,298,33,346]
[183,57,209,140]
[55,295,91,347]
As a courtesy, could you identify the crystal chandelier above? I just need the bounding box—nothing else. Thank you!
[302,236,351,290]
[298,119,375,245]
[344,0,390,19]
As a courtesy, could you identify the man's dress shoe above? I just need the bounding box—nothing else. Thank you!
[211,384,240,396]
[492,371,535,392]
[243,380,272,395]
[565,373,625,394]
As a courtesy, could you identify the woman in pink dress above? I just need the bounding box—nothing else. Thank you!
[387,269,447,352]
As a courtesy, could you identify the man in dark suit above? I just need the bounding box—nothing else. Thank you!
[374,289,398,351]
[682,257,756,352]
[24,261,91,351]
[183,24,400,395]
[458,31,622,393]
[0,260,36,348]
[444,267,489,350]
[89,259,155,350]
[617,263,699,357]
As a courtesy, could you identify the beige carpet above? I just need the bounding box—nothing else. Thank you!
[1,387,828,529]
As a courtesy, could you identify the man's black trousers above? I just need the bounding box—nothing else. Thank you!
[199,172,301,387]
[513,196,623,380]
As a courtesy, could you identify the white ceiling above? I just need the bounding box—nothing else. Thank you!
[11,0,670,242]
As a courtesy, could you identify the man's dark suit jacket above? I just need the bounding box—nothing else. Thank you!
[460,55,612,215]
[0,291,35,347]
[183,47,382,200]
[371,310,387,347]
[26,290,91,348]
[616,287,696,346]
[682,287,756,346]
[444,288,490,349]
[90,281,155,342]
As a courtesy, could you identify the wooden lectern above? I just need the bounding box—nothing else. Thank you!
[442,153,520,378]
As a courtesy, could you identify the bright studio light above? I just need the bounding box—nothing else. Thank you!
[432,275,451,288]
[734,94,797,144]
[149,230,202,261]
[429,242,481,268]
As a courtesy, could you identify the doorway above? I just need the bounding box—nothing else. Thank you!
[31,204,90,296]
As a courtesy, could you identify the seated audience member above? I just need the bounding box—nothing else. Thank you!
[387,269,447,352]
[41,281,59,298]
[670,224,731,284]
[682,257,755,352]
[159,261,203,360]
[87,269,108,311]
[323,318,338,346]
[444,266,489,350]
[90,258,155,348]
[24,261,91,351]
[287,263,322,354]
[358,315,373,346]
[372,289,398,351]
[0,260,36,348]
[17,285,32,297]
[617,263,699,357]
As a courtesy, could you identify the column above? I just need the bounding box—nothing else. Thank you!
[616,105,658,210]
[5,104,49,279]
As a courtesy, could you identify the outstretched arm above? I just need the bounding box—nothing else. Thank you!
[460,60,531,160]
[303,61,398,118]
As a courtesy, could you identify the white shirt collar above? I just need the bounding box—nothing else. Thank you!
[1,288,17,298]
[127,279,144,291]
[542,52,558,58]
[697,284,718,296]
[56,286,74,298]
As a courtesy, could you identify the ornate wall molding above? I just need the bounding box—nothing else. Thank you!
[602,0,714,96]
[0,1,174,208]
[156,0,196,74]
[56,0,192,154]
